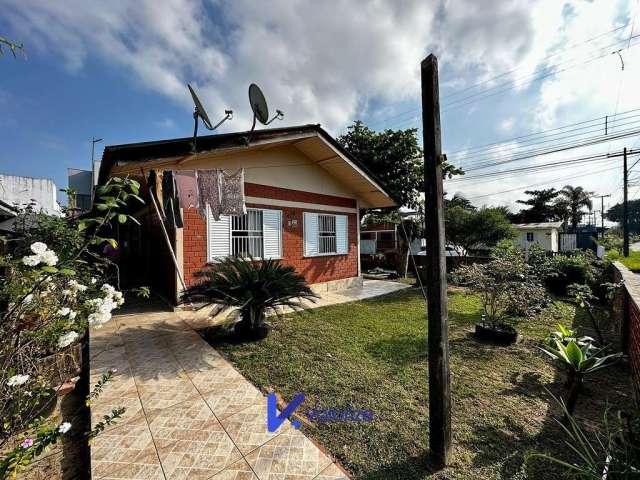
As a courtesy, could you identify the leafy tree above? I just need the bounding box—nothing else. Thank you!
[445,206,515,255]
[557,185,593,230]
[338,121,463,210]
[514,188,560,223]
[606,199,640,235]
[445,193,476,211]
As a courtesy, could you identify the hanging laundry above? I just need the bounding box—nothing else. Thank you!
[174,170,199,210]
[197,169,222,221]
[219,168,246,216]
[162,171,183,229]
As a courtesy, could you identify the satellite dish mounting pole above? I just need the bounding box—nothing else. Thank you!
[192,109,199,152]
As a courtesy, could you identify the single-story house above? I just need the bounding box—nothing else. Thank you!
[514,221,564,252]
[98,124,396,304]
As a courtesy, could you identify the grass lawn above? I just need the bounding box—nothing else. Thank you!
[606,249,640,272]
[203,286,633,480]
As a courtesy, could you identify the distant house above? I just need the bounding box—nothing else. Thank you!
[360,217,424,255]
[514,221,567,252]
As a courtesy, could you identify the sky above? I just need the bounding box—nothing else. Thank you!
[0,0,639,218]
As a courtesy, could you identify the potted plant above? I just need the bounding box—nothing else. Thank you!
[454,248,546,345]
[182,256,318,340]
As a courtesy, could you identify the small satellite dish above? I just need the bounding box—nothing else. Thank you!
[187,84,233,152]
[248,83,284,131]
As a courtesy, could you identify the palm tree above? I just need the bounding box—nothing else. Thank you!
[557,185,593,230]
[181,257,318,339]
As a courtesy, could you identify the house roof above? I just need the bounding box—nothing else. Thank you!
[514,221,563,230]
[98,124,396,208]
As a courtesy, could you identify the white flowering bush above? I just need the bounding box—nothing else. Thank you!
[0,177,142,477]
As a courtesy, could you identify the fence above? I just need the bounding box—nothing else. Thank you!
[613,262,640,404]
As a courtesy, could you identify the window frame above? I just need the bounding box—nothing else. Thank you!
[526,232,534,242]
[317,213,337,255]
[231,208,264,259]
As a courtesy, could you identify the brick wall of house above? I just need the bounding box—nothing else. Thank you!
[181,184,359,287]
[613,263,640,405]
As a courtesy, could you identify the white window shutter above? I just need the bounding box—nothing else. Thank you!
[304,212,318,256]
[262,209,282,259]
[207,205,231,261]
[336,215,348,254]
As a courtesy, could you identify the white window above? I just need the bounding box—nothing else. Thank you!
[526,232,534,242]
[232,209,263,258]
[318,214,337,254]
[303,212,348,256]
[207,207,281,261]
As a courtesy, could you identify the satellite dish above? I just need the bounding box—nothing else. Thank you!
[188,84,213,129]
[187,84,233,152]
[248,83,284,131]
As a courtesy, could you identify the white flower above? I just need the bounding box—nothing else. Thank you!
[58,422,72,434]
[22,255,40,267]
[30,242,48,255]
[68,310,77,321]
[113,291,124,306]
[7,374,30,387]
[90,277,97,284]
[57,331,79,349]
[23,294,34,304]
[61,289,72,297]
[69,280,87,292]
[101,284,116,295]
[39,250,58,266]
[88,312,111,327]
[57,307,71,316]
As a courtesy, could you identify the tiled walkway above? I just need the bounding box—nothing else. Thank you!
[89,280,409,479]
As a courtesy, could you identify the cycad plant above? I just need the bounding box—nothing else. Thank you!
[182,257,318,339]
[540,328,622,415]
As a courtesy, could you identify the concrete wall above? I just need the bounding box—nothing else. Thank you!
[0,174,60,215]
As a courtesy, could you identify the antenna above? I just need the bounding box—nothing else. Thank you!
[248,83,284,132]
[187,84,233,152]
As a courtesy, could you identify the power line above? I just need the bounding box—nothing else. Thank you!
[442,23,631,101]
[442,36,640,112]
[448,108,640,159]
[461,165,619,200]
[454,129,640,172]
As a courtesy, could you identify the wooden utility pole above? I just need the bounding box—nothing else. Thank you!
[624,147,629,257]
[420,53,451,468]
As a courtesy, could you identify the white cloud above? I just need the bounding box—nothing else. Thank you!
[1,0,637,210]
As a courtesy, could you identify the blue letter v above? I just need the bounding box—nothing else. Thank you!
[267,392,305,433]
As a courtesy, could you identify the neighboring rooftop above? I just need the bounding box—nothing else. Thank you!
[514,221,563,229]
[99,124,396,209]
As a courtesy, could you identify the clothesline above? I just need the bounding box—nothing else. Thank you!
[148,168,247,229]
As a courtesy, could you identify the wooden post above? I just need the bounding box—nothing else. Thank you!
[624,148,629,257]
[421,54,451,468]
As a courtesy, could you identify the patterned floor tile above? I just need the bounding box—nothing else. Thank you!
[244,428,332,480]
[187,365,246,394]
[220,402,291,455]
[90,345,131,381]
[314,463,351,480]
[201,376,265,420]
[90,369,144,430]
[146,397,242,479]
[209,458,259,479]
[91,415,164,480]
[136,375,199,411]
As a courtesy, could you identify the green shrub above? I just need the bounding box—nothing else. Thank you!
[546,252,598,296]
